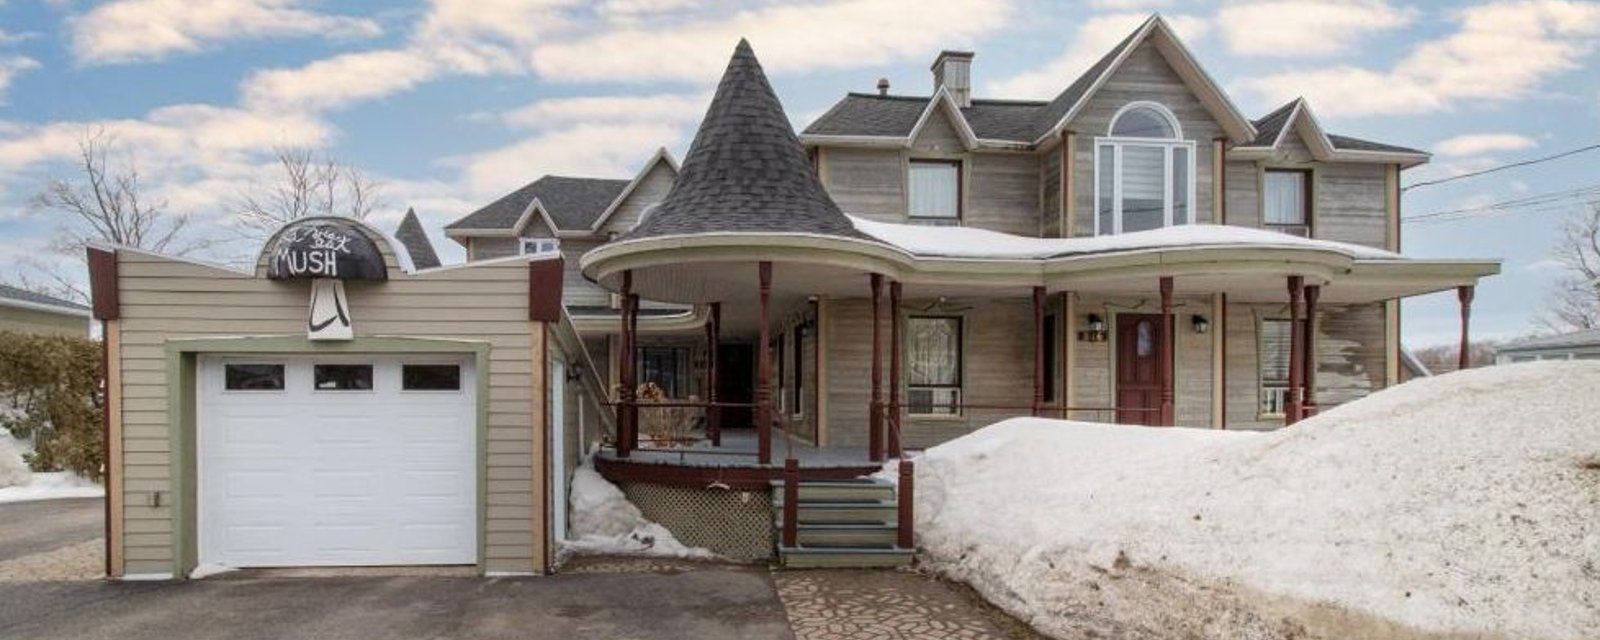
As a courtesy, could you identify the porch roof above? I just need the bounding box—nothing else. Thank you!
[580,216,1499,308]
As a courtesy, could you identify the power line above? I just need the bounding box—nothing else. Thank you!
[1401,143,1600,192]
[1403,183,1600,225]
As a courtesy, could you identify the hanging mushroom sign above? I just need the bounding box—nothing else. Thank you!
[265,218,388,341]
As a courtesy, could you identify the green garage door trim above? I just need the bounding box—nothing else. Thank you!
[165,335,493,579]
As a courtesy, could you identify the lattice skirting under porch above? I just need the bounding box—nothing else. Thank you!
[620,482,774,561]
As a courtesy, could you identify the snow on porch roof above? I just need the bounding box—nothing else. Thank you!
[847,215,1401,261]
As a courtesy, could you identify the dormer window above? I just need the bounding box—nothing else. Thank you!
[521,238,560,256]
[1095,102,1196,235]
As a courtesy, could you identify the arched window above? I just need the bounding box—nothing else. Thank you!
[1095,102,1196,235]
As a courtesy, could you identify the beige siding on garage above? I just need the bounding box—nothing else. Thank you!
[114,243,546,576]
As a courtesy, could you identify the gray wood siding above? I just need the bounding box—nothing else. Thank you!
[1314,162,1389,249]
[824,148,905,219]
[556,239,608,306]
[601,161,676,233]
[1042,145,1062,237]
[113,246,547,575]
[1223,301,1386,430]
[469,237,519,261]
[1224,160,1260,228]
[966,152,1040,236]
[1068,294,1212,425]
[1070,41,1221,236]
[910,107,963,153]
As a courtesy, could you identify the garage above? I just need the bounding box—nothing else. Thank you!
[198,355,477,568]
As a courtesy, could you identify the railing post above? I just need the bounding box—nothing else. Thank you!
[897,458,914,550]
[782,458,799,548]
[1159,276,1174,427]
[758,262,773,465]
[888,281,902,459]
[1458,285,1475,371]
[707,302,721,446]
[869,273,884,463]
[1303,284,1320,418]
[618,270,635,457]
[1287,276,1305,424]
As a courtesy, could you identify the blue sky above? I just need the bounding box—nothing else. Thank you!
[1,0,1597,347]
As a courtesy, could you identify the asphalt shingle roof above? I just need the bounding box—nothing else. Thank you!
[0,283,88,312]
[1248,100,1426,155]
[446,176,629,232]
[622,40,869,243]
[395,208,441,269]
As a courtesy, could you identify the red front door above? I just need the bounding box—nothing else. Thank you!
[1116,314,1164,426]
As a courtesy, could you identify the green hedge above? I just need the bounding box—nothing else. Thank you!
[0,331,104,482]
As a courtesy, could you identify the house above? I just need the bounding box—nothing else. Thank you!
[89,217,608,579]
[1495,329,1600,363]
[0,283,90,336]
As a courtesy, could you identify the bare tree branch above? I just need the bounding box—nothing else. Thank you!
[1540,201,1600,332]
[233,146,384,236]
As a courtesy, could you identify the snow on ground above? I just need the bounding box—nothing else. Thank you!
[561,463,717,560]
[0,471,103,504]
[903,361,1600,640]
[0,436,30,488]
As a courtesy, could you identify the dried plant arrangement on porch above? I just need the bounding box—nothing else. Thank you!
[636,382,703,447]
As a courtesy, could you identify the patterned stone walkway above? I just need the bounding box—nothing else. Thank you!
[772,569,1042,640]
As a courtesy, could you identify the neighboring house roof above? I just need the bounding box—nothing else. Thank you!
[802,14,1423,163]
[0,283,90,317]
[395,208,442,270]
[445,175,629,234]
[621,39,869,243]
[1496,329,1600,354]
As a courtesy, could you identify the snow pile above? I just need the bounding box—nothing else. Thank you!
[908,361,1600,640]
[849,214,1400,261]
[0,471,103,504]
[562,464,716,559]
[0,436,29,488]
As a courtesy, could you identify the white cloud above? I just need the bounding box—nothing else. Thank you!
[989,12,1210,99]
[1217,0,1415,58]
[1434,133,1538,157]
[530,0,1013,84]
[499,93,709,129]
[243,49,440,113]
[70,0,382,65]
[598,0,701,20]
[0,56,39,103]
[1238,0,1600,117]
[0,105,330,175]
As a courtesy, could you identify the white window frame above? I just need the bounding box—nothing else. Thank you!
[1093,101,1197,236]
[521,237,560,256]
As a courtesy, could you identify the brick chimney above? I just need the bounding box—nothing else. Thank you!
[931,50,973,107]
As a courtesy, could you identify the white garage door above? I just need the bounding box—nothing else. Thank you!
[198,355,477,568]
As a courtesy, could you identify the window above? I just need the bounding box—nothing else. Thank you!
[314,364,373,391]
[908,160,961,222]
[1264,170,1311,237]
[521,238,560,256]
[1259,319,1291,416]
[224,364,284,391]
[403,364,461,391]
[907,316,963,416]
[637,346,691,399]
[1095,102,1196,235]
[792,325,805,415]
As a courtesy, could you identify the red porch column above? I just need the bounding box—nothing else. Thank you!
[618,270,635,457]
[1287,276,1305,424]
[1159,277,1174,426]
[706,302,722,446]
[869,273,884,462]
[1303,285,1320,418]
[1032,286,1046,417]
[757,262,773,465]
[888,281,903,459]
[1458,285,1475,371]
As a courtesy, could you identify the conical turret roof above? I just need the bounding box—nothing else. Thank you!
[620,40,869,242]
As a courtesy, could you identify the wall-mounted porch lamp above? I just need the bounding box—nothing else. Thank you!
[1191,314,1211,334]
[1078,313,1108,342]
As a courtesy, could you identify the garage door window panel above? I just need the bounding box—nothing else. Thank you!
[224,364,285,391]
[314,364,374,391]
[402,364,462,391]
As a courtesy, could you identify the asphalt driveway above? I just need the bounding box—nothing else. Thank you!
[0,562,792,640]
[0,497,102,560]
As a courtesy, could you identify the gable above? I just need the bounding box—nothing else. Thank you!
[911,99,967,153]
[1070,41,1226,145]
[600,161,678,233]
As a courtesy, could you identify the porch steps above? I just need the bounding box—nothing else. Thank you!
[771,479,913,569]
